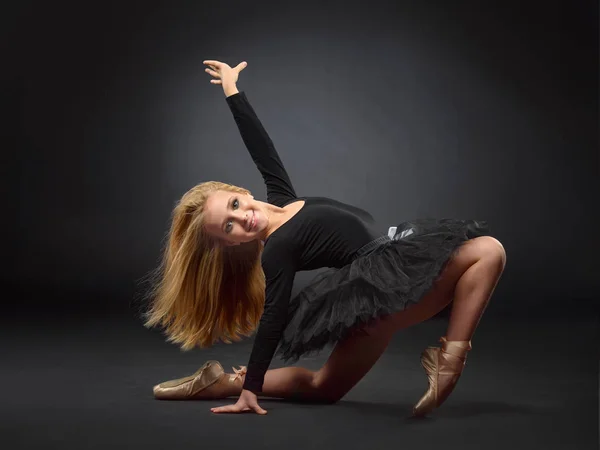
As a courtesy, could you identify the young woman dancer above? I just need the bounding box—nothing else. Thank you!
[144,60,507,417]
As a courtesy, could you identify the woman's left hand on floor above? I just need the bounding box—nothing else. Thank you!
[211,389,268,415]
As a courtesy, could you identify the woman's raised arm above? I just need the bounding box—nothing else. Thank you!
[203,60,297,207]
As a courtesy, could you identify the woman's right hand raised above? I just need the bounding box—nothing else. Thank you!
[203,60,247,86]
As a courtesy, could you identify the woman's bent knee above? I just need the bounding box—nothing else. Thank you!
[479,236,507,268]
[466,236,506,267]
[309,371,348,404]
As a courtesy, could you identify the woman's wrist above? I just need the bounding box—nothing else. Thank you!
[223,82,239,97]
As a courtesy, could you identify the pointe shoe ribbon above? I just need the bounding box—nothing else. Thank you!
[153,360,225,400]
[412,336,472,417]
[231,366,247,384]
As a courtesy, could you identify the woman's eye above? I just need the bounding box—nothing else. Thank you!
[232,199,239,209]
[225,221,233,233]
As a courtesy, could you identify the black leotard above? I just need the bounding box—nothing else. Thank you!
[226,92,381,393]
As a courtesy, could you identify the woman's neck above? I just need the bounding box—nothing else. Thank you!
[260,200,305,241]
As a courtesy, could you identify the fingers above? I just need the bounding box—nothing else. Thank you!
[205,68,220,78]
[203,60,247,74]
[247,396,267,415]
[209,402,267,415]
[211,404,246,414]
[205,67,222,85]
[203,60,222,68]
[234,61,248,72]
[252,404,268,415]
[203,59,246,87]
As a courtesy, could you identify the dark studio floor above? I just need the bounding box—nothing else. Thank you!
[3,301,598,450]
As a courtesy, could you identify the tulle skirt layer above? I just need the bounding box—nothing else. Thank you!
[277,218,492,362]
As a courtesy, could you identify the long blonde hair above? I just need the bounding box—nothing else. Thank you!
[141,181,265,350]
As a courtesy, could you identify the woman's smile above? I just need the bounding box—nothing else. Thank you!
[247,211,256,231]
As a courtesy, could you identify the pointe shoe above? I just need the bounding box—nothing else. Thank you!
[412,336,472,417]
[153,360,247,400]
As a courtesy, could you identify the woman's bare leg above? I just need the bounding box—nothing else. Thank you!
[219,317,397,402]
[220,236,506,402]
[409,236,506,415]
[270,320,398,402]
[445,237,506,340]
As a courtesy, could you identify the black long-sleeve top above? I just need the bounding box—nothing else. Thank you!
[225,92,381,394]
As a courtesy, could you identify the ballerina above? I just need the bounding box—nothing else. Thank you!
[143,59,506,416]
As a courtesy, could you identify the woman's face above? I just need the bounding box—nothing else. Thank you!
[203,190,267,245]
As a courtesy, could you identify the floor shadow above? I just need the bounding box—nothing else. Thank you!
[428,400,547,419]
[335,400,413,417]
[297,399,544,421]
[152,395,547,420]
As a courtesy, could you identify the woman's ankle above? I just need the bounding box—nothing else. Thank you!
[224,370,245,396]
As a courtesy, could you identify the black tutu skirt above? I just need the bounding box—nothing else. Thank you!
[276,218,492,362]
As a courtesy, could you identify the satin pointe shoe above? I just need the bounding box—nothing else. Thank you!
[153,360,247,400]
[412,336,472,417]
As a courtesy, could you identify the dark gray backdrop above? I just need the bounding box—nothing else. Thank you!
[3,0,597,316]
